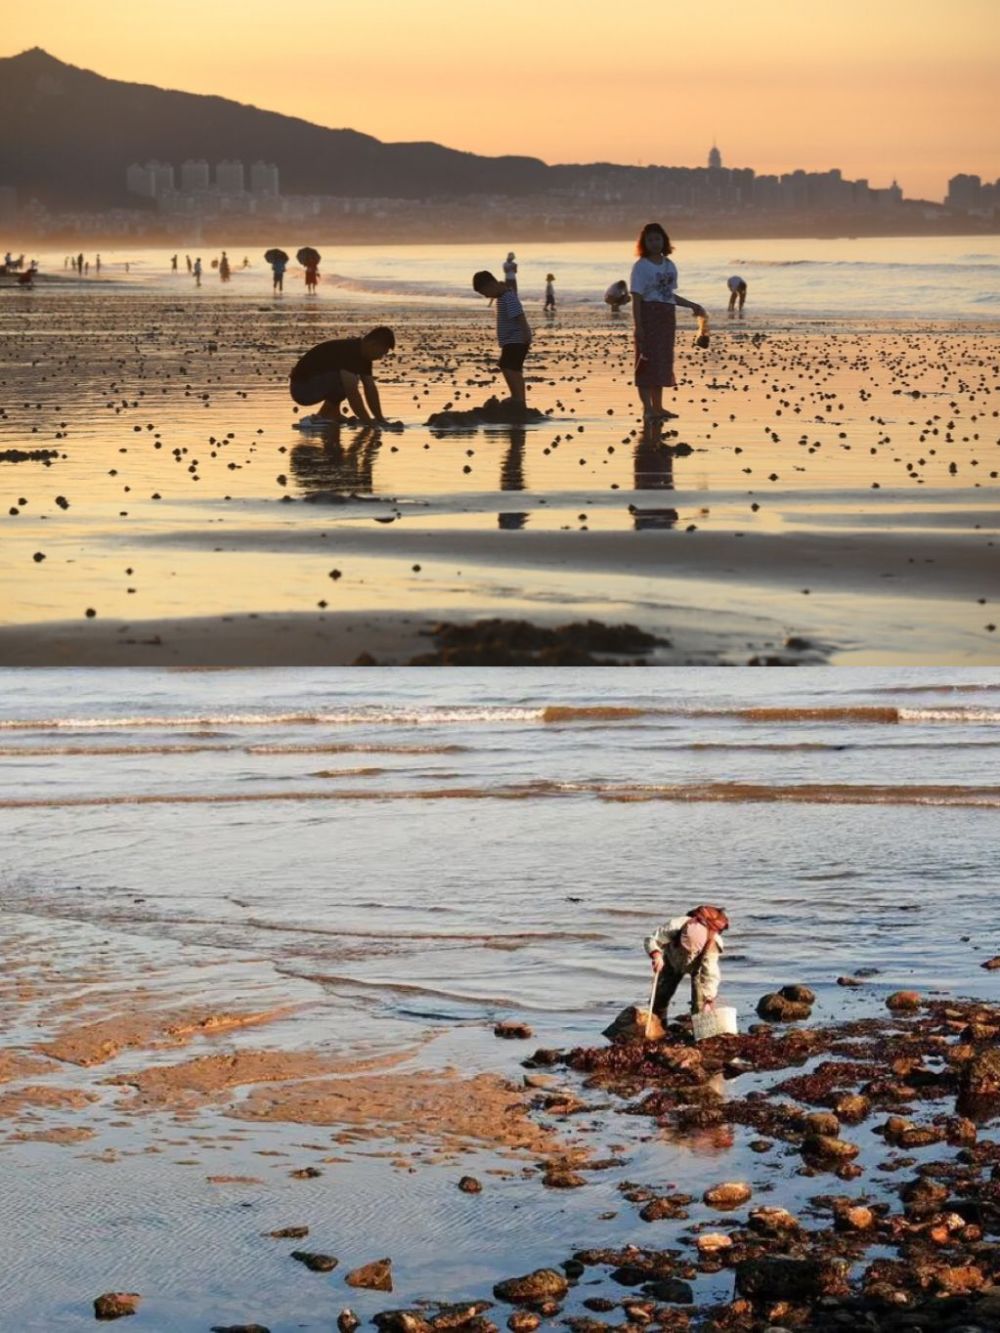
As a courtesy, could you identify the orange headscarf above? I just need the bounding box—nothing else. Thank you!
[688,904,729,947]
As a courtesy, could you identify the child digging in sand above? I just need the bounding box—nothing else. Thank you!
[472,270,532,408]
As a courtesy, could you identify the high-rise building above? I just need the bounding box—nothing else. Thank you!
[126,163,155,197]
[250,161,280,196]
[147,161,175,195]
[216,160,245,193]
[947,174,983,212]
[180,159,211,192]
[708,143,722,170]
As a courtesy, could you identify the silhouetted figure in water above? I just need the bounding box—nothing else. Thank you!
[727,274,747,317]
[290,327,400,429]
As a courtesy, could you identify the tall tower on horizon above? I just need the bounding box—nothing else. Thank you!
[708,142,722,170]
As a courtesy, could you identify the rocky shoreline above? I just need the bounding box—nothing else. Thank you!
[84,994,999,1330]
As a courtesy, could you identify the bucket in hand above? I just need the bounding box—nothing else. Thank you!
[692,1006,738,1041]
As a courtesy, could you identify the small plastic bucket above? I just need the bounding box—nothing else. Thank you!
[692,1006,738,1041]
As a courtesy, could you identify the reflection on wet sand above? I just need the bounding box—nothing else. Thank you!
[631,433,679,530]
[499,425,528,530]
[289,426,384,494]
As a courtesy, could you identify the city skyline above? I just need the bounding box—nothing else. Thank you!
[5,0,998,203]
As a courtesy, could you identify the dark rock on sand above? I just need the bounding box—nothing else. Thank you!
[747,1205,801,1237]
[372,1314,430,1333]
[458,1175,482,1193]
[803,1111,840,1136]
[267,1225,309,1238]
[291,1250,338,1272]
[779,984,816,1005]
[756,992,813,1022]
[602,1006,665,1045]
[494,1021,533,1040]
[0,448,60,462]
[735,1255,849,1302]
[702,1182,752,1209]
[493,1269,568,1304]
[886,990,922,1011]
[802,1133,860,1166]
[507,1315,541,1333]
[337,1311,360,1333]
[346,1258,393,1291]
[958,1046,1000,1114]
[93,1292,141,1320]
[375,1302,493,1333]
[982,955,1000,970]
[642,1277,693,1304]
[542,1165,587,1189]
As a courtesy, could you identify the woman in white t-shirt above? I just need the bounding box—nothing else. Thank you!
[629,222,705,425]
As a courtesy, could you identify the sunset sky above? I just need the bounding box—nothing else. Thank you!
[7,0,998,200]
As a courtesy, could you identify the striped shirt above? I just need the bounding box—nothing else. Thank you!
[496,289,527,346]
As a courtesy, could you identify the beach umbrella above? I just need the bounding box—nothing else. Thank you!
[297,247,321,266]
[264,249,289,264]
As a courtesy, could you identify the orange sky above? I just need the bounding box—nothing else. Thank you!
[7,0,999,200]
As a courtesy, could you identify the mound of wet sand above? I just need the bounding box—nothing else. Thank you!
[425,396,549,430]
[407,619,666,666]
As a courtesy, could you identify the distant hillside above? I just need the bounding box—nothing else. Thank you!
[0,48,552,208]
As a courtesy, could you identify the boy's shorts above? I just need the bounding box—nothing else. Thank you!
[290,371,345,406]
[499,342,528,371]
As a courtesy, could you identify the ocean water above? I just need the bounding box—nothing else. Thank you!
[24,234,1000,321]
[3,665,999,1041]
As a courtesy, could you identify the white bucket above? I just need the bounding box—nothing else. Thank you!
[692,1006,738,1042]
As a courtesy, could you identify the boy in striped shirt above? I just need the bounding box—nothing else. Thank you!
[472,270,532,407]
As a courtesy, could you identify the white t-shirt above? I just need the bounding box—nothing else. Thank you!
[629,256,678,304]
[727,275,745,291]
[503,259,517,280]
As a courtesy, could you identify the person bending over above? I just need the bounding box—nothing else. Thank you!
[727,274,747,316]
[645,903,729,1019]
[290,327,400,429]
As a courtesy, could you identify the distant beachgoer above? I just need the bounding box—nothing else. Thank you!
[289,327,399,429]
[171,254,178,272]
[472,270,532,408]
[186,254,192,273]
[270,254,287,292]
[219,252,231,282]
[645,904,729,1020]
[77,252,84,274]
[503,251,518,292]
[544,273,556,312]
[630,222,705,426]
[242,256,250,269]
[95,254,101,274]
[84,261,90,275]
[193,257,202,287]
[604,280,630,312]
[304,259,319,294]
[727,274,747,316]
[4,251,13,268]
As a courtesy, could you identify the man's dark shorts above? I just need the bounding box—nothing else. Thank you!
[499,342,528,371]
[290,370,345,406]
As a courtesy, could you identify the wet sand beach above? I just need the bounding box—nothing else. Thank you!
[1,287,997,665]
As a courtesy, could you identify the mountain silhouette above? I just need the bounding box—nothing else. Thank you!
[0,48,553,208]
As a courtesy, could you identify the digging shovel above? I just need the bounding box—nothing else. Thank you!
[644,967,660,1040]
